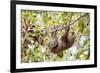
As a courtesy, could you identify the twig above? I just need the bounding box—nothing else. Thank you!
[50,13,89,32]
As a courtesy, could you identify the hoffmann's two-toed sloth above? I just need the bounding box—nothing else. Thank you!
[48,26,75,54]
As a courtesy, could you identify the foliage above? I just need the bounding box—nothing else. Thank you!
[21,10,90,63]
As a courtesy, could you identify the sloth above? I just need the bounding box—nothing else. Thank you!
[48,27,75,54]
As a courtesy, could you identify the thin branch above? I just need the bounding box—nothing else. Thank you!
[49,13,89,32]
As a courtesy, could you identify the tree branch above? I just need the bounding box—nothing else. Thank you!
[49,13,89,32]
